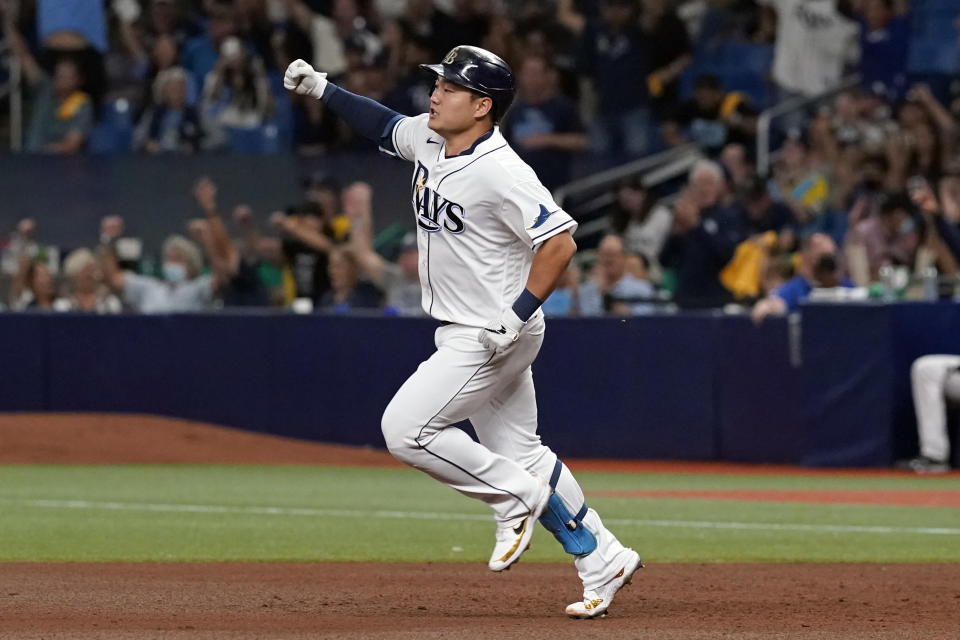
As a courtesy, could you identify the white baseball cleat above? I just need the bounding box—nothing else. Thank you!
[488,475,551,572]
[565,548,643,619]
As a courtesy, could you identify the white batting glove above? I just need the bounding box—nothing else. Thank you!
[283,59,328,99]
[478,308,525,355]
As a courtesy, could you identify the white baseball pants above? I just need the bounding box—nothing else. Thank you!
[910,354,960,462]
[381,316,631,588]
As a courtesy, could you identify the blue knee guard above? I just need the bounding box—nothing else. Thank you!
[538,460,597,556]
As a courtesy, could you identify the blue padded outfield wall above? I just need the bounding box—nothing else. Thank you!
[1,302,958,467]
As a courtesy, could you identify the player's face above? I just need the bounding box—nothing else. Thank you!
[428,78,490,134]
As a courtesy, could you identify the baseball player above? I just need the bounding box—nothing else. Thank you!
[285,45,642,618]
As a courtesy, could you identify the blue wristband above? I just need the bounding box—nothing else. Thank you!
[512,289,543,322]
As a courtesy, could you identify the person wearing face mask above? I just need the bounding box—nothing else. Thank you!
[100,234,216,313]
[751,232,855,323]
[99,185,235,314]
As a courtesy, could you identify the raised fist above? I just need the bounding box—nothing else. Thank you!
[284,59,328,100]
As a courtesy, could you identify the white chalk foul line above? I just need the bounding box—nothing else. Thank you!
[1,498,959,536]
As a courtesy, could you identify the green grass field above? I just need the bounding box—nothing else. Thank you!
[1,465,958,563]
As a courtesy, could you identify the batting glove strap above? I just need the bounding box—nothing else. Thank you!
[283,59,328,100]
[478,308,526,354]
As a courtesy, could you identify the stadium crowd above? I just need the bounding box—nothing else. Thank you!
[1,0,960,317]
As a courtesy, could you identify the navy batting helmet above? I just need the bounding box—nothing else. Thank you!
[420,45,515,122]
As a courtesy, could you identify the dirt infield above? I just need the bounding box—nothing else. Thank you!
[0,413,401,466]
[2,413,959,639]
[1,563,959,639]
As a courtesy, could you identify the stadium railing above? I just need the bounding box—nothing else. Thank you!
[553,144,705,249]
[755,74,861,178]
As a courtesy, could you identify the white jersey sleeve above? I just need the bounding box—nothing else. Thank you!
[387,113,431,163]
[500,180,578,249]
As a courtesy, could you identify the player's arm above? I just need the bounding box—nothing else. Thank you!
[524,232,577,302]
[284,59,405,156]
[479,231,577,355]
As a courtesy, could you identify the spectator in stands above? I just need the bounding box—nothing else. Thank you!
[200,36,274,149]
[266,203,336,306]
[3,7,93,154]
[909,175,960,280]
[662,74,758,155]
[181,1,237,82]
[429,0,495,61]
[844,191,918,282]
[130,34,198,120]
[99,179,235,313]
[751,232,854,322]
[716,174,798,301]
[896,85,958,184]
[661,161,745,308]
[856,0,910,101]
[501,55,589,190]
[542,262,582,317]
[101,232,222,313]
[607,175,672,278]
[190,177,271,308]
[142,0,200,44]
[761,253,796,297]
[580,234,655,316]
[571,0,652,163]
[10,255,56,311]
[233,0,277,67]
[514,7,581,101]
[135,66,204,153]
[286,0,382,80]
[768,129,831,235]
[639,0,692,123]
[739,174,797,239]
[52,248,122,313]
[343,182,423,316]
[720,143,754,194]
[34,0,108,110]
[896,354,960,473]
[230,204,284,306]
[304,173,351,241]
[759,0,859,131]
[318,247,383,313]
[381,28,434,116]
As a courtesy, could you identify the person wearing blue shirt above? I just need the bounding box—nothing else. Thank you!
[577,0,652,164]
[857,0,910,100]
[501,55,590,190]
[751,233,855,322]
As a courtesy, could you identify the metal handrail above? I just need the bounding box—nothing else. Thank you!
[553,143,702,208]
[0,34,23,151]
[10,57,21,151]
[755,74,861,177]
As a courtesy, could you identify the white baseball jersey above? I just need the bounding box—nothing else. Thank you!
[388,113,578,326]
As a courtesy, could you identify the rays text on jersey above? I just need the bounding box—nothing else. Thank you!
[413,162,466,234]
